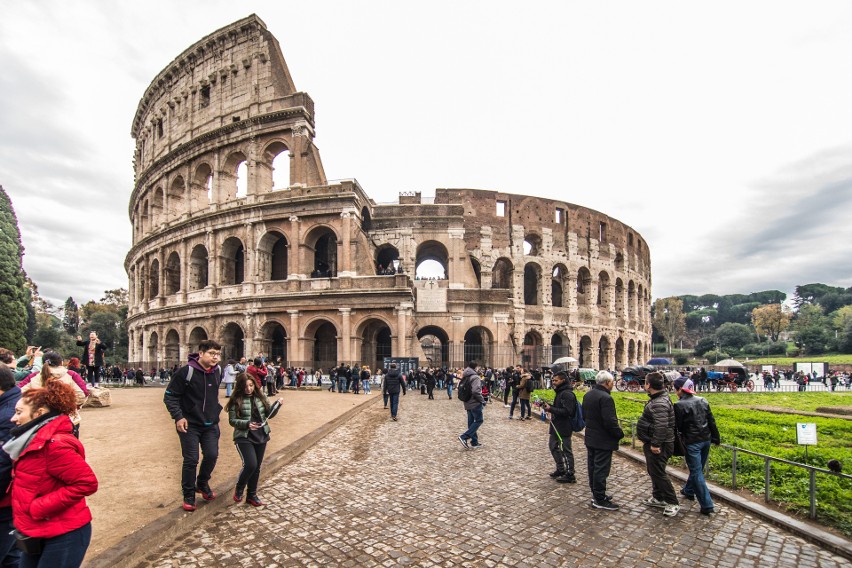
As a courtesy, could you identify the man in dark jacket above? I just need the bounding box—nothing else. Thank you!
[76,331,108,388]
[164,339,223,511]
[541,370,576,483]
[458,362,485,449]
[637,371,679,517]
[674,376,720,514]
[0,366,21,566]
[582,371,624,510]
[382,363,406,421]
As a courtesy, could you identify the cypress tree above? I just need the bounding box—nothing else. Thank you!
[0,186,29,353]
[63,296,80,334]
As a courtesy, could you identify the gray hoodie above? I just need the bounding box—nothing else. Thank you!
[462,367,484,410]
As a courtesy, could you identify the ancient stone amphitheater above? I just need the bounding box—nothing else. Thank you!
[125,14,652,372]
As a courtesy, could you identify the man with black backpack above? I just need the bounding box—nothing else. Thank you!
[163,339,224,512]
[457,362,485,449]
[541,370,578,483]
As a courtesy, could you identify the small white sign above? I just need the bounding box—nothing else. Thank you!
[797,422,817,445]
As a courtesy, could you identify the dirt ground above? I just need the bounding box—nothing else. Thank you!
[79,386,377,557]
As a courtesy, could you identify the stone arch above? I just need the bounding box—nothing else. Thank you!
[222,151,248,200]
[551,332,571,361]
[491,257,513,289]
[615,278,625,318]
[579,335,593,368]
[628,338,636,366]
[149,258,160,298]
[258,231,288,281]
[376,244,400,275]
[221,322,245,362]
[415,240,449,280]
[524,262,541,305]
[577,267,592,306]
[141,198,150,234]
[598,335,611,370]
[360,206,372,232]
[148,331,159,366]
[523,233,542,256]
[165,329,180,365]
[522,331,543,368]
[151,186,164,227]
[305,318,338,371]
[192,163,213,209]
[356,317,393,369]
[464,326,493,366]
[165,251,181,295]
[637,339,644,364]
[188,326,209,350]
[628,280,637,320]
[417,325,450,368]
[469,256,482,287]
[220,236,245,285]
[263,140,290,190]
[189,244,209,290]
[552,264,568,308]
[260,320,288,363]
[168,176,186,220]
[615,337,625,370]
[615,252,624,271]
[305,226,338,278]
[597,270,611,310]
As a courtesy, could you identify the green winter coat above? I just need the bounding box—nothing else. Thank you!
[228,395,272,441]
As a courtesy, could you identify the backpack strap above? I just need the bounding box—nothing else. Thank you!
[185,366,193,383]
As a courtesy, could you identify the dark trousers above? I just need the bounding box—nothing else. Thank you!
[235,439,267,497]
[549,427,574,475]
[389,392,400,417]
[20,522,91,568]
[586,447,613,504]
[427,385,434,399]
[509,390,519,416]
[0,518,20,567]
[642,442,678,505]
[519,399,531,418]
[86,366,100,386]
[177,423,220,496]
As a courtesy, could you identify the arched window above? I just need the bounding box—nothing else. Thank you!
[306,228,338,278]
[258,232,288,281]
[221,323,245,361]
[193,163,213,207]
[577,267,592,306]
[523,234,542,256]
[168,176,186,220]
[235,161,248,198]
[415,241,449,280]
[222,152,248,201]
[492,258,513,289]
[271,145,290,190]
[165,252,181,295]
[149,259,160,298]
[524,263,541,305]
[597,271,611,308]
[189,245,209,290]
[470,256,482,287]
[221,237,245,285]
[376,245,400,275]
[552,264,568,308]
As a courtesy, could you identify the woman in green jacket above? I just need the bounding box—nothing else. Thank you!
[226,373,281,506]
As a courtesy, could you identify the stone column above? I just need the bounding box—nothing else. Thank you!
[157,248,165,299]
[395,302,413,357]
[493,312,509,369]
[288,216,301,278]
[180,239,189,302]
[448,228,465,289]
[244,222,256,293]
[288,310,300,365]
[339,209,355,277]
[339,308,352,363]
[451,315,464,367]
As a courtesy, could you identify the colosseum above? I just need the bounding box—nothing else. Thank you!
[125,14,652,372]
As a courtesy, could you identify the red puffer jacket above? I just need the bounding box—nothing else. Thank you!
[11,415,98,538]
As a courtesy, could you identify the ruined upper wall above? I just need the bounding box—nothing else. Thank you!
[130,14,312,177]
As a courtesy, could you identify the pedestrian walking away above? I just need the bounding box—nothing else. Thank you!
[637,371,680,517]
[673,376,720,515]
[582,371,624,510]
[457,362,485,449]
[541,370,576,483]
[163,339,224,512]
[382,363,406,421]
[227,373,282,507]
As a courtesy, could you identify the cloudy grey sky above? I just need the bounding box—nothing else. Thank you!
[2,1,851,307]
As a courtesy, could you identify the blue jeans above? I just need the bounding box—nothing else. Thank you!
[20,522,91,568]
[389,392,400,417]
[447,384,453,398]
[363,379,371,393]
[683,440,714,510]
[225,382,234,397]
[460,404,484,446]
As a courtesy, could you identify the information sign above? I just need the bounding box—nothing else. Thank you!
[796,422,817,445]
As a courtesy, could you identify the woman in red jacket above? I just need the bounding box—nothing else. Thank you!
[3,380,98,567]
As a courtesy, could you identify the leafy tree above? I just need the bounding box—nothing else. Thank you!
[793,283,844,310]
[694,336,716,357]
[840,318,852,354]
[62,296,80,334]
[715,322,753,351]
[0,187,29,353]
[652,297,686,353]
[751,304,791,342]
[833,306,852,335]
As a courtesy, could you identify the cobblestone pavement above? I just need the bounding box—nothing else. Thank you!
[137,391,847,568]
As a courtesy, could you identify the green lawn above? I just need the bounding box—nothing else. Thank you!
[746,354,852,365]
[530,389,852,537]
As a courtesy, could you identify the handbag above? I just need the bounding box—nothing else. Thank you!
[673,428,686,457]
[14,530,44,555]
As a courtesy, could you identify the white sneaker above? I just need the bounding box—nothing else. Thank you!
[644,497,667,508]
[504,404,510,408]
[663,504,680,517]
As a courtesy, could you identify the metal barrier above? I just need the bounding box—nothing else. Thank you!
[614,419,852,520]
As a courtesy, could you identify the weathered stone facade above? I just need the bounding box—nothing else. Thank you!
[125,14,652,371]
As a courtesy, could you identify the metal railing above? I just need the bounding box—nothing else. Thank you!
[613,419,852,520]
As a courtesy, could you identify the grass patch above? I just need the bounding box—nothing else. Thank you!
[747,354,852,365]
[530,389,852,537]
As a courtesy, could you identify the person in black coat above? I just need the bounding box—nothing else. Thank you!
[382,364,406,421]
[582,371,624,510]
[76,331,108,388]
[541,370,577,483]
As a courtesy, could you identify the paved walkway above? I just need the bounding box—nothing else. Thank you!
[134,391,847,568]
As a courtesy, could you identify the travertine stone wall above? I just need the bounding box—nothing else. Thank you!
[126,15,652,371]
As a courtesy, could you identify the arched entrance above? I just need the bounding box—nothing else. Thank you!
[221,322,245,362]
[579,335,593,368]
[306,227,337,278]
[415,241,449,280]
[148,332,159,367]
[188,327,208,351]
[463,327,492,366]
[551,333,571,361]
[615,337,625,370]
[522,331,543,369]
[165,329,180,367]
[358,318,393,369]
[221,237,245,285]
[307,320,338,371]
[261,321,287,363]
[598,335,611,371]
[417,326,450,368]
